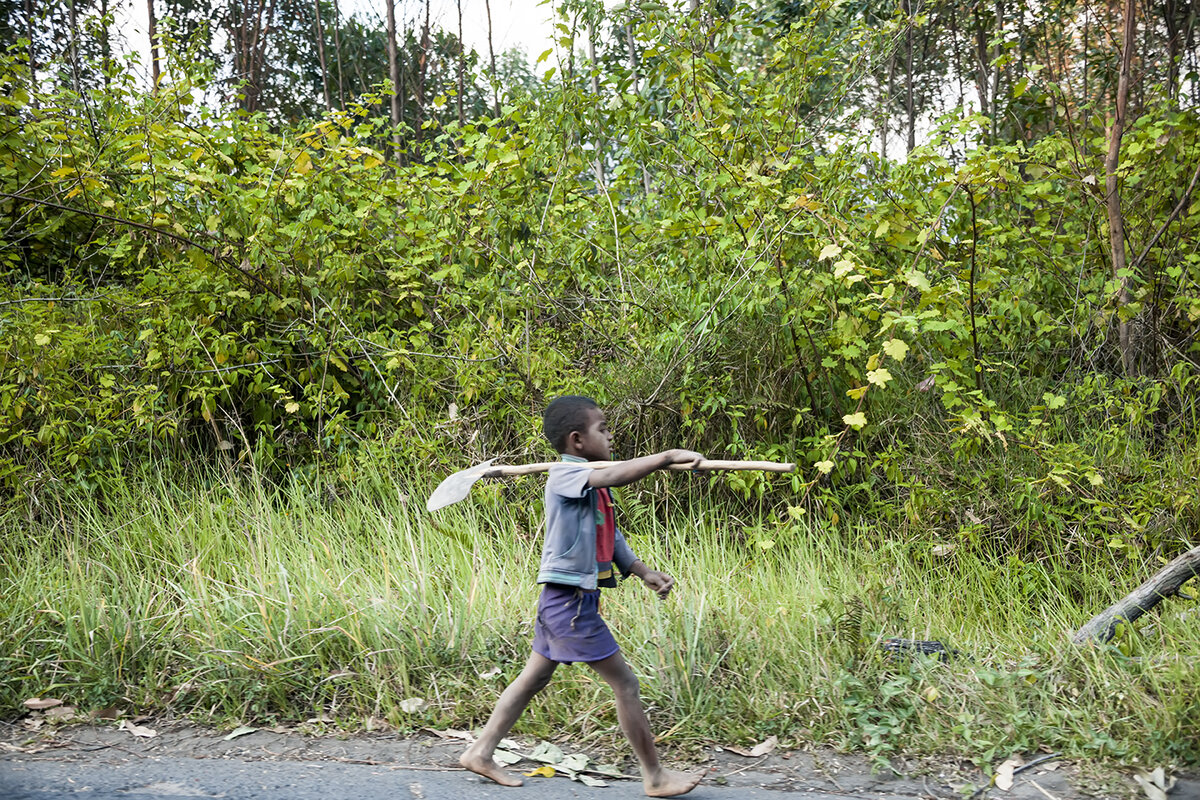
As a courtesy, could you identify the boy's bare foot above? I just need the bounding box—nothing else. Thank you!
[459,747,523,787]
[643,768,703,797]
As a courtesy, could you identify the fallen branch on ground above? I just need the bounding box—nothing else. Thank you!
[1073,544,1200,644]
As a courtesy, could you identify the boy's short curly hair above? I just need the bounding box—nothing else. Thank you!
[543,395,600,453]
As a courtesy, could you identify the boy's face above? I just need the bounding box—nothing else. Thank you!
[571,407,612,461]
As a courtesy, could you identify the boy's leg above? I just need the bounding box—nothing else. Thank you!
[587,652,702,798]
[460,651,558,786]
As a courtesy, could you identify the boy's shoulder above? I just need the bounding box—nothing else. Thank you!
[546,459,592,500]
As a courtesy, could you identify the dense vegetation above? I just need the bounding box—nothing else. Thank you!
[3,0,1200,773]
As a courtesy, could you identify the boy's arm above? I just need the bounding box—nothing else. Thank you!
[629,559,675,598]
[586,449,704,488]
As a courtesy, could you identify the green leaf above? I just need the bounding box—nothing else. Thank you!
[1042,392,1067,409]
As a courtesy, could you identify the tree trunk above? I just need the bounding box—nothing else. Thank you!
[973,7,989,120]
[1073,545,1200,644]
[315,0,332,112]
[587,20,604,186]
[1163,0,1181,102]
[880,51,893,162]
[417,0,430,129]
[483,0,499,117]
[989,0,1002,142]
[100,0,111,88]
[67,0,80,92]
[1105,0,1137,377]
[1082,11,1090,129]
[456,0,465,126]
[385,0,401,150]
[148,0,160,90]
[244,0,277,113]
[24,0,36,95]
[332,0,345,109]
[904,0,915,154]
[625,20,652,195]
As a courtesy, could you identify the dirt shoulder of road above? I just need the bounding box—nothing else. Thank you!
[0,718,1179,800]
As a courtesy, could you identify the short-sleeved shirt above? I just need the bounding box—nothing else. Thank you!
[538,457,638,590]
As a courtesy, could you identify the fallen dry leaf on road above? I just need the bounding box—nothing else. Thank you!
[222,725,258,741]
[119,720,157,738]
[23,698,63,710]
[1135,767,1176,800]
[423,727,475,742]
[749,736,779,757]
[723,735,779,758]
[44,706,77,721]
[995,756,1022,791]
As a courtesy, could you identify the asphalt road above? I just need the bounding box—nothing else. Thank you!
[5,722,1193,800]
[1,755,888,800]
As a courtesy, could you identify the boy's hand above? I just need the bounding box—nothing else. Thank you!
[641,570,675,598]
[667,449,704,469]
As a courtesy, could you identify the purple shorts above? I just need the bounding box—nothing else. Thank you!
[531,583,620,665]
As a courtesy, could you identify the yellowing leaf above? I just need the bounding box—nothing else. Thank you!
[867,368,893,388]
[846,385,868,400]
[833,259,855,278]
[906,270,931,291]
[293,151,313,175]
[921,686,940,703]
[815,460,835,474]
[818,243,842,261]
[883,338,910,362]
[865,353,880,371]
[34,333,51,346]
[843,412,867,430]
[524,765,556,778]
[285,401,300,414]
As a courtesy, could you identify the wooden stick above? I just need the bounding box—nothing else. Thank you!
[478,459,795,478]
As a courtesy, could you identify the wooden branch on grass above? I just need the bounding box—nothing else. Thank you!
[1073,544,1200,644]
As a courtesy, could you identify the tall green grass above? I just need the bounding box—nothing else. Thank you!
[2,464,1198,769]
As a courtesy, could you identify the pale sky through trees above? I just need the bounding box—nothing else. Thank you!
[117,0,562,85]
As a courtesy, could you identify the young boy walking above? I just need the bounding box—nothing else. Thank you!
[460,395,704,798]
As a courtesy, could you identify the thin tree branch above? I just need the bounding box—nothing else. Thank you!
[0,191,281,299]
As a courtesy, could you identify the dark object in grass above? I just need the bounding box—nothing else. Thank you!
[880,637,961,662]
